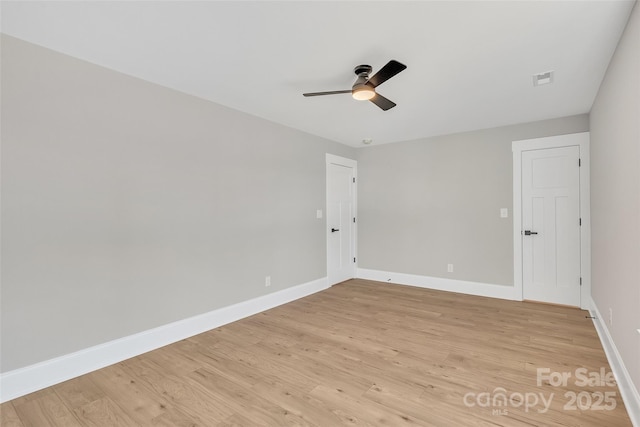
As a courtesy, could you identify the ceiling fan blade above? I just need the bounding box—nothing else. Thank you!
[303,90,351,97]
[370,93,396,111]
[366,60,407,88]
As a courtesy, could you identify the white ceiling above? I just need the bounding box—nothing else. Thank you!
[1,1,635,147]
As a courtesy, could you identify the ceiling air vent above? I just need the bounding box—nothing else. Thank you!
[533,71,554,86]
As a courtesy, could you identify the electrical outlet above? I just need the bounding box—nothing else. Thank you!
[608,308,613,327]
[265,276,271,287]
[447,264,454,273]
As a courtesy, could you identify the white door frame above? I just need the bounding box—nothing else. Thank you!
[326,154,357,285]
[512,132,591,309]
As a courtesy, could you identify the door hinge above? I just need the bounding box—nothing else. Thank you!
[579,218,582,226]
[580,277,583,286]
[353,257,356,263]
[353,217,356,223]
[353,177,356,183]
[578,158,581,167]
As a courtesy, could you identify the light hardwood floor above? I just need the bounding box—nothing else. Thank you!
[1,279,633,426]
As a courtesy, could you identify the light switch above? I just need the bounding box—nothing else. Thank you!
[500,208,508,218]
[316,209,323,219]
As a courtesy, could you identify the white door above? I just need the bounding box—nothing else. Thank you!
[521,146,581,306]
[326,155,356,285]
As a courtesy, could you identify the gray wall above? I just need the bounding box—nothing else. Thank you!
[0,35,355,372]
[356,115,589,286]
[590,2,640,396]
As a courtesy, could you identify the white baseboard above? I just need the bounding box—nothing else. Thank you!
[0,277,329,403]
[590,297,640,427]
[357,268,518,301]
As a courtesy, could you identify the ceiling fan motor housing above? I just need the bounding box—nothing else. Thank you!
[354,64,373,77]
[352,65,374,93]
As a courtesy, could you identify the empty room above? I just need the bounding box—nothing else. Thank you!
[1,1,639,426]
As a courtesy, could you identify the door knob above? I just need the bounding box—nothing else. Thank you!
[331,228,340,233]
[524,230,538,236]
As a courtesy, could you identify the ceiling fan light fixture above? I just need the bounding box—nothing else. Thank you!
[352,85,375,101]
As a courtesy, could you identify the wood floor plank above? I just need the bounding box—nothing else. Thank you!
[149,405,204,427]
[12,390,82,427]
[0,402,25,427]
[72,396,138,427]
[84,363,169,424]
[309,384,427,426]
[142,339,207,377]
[250,379,348,426]
[54,375,105,410]
[362,382,518,427]
[188,367,312,426]
[3,279,633,426]
[215,413,265,427]
[121,356,235,423]
[194,335,320,393]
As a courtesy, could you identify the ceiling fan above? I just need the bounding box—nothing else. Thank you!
[303,60,407,111]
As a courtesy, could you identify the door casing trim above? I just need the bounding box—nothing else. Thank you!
[512,132,591,309]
